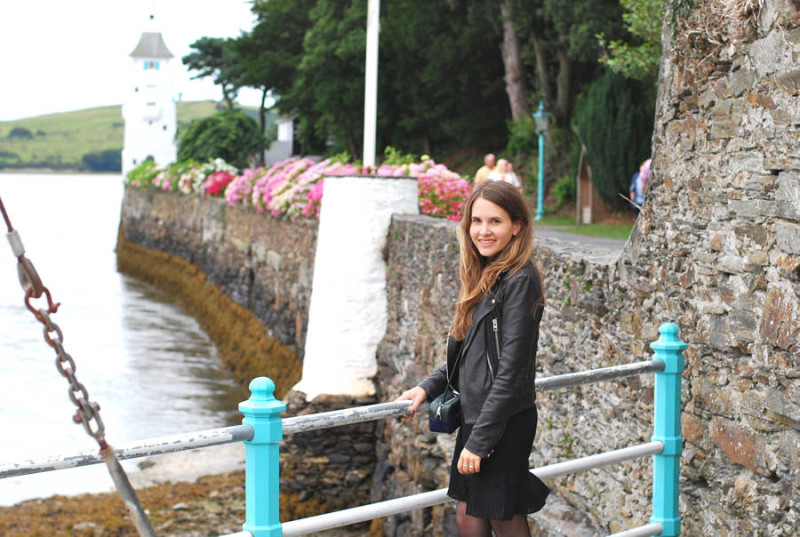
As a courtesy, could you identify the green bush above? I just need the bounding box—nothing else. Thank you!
[82,149,122,172]
[552,175,576,207]
[506,117,539,158]
[177,110,265,169]
[574,70,654,209]
[125,160,160,188]
[8,127,33,139]
[382,146,416,166]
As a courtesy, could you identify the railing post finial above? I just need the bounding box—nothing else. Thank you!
[240,377,286,537]
[650,323,687,536]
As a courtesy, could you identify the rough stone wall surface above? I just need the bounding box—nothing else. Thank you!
[643,3,799,535]
[281,391,379,520]
[119,188,318,354]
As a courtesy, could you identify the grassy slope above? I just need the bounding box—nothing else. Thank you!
[0,101,222,168]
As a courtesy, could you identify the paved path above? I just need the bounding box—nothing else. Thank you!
[534,226,627,264]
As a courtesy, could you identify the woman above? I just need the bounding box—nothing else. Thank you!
[487,158,523,193]
[398,181,549,536]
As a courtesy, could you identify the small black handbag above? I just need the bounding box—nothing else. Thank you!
[429,338,465,434]
[428,387,461,433]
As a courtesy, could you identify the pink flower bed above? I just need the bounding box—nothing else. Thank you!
[227,156,470,221]
[128,156,470,221]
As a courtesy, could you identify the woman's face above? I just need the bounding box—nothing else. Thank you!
[469,196,520,260]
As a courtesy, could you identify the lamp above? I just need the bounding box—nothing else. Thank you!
[532,101,550,221]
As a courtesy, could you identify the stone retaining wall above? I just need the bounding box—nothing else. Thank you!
[119,189,317,354]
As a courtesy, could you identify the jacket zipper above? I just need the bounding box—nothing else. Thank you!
[490,317,501,378]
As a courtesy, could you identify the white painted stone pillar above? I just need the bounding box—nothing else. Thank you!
[294,175,418,400]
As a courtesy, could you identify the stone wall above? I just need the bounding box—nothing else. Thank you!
[119,188,317,355]
[645,2,798,534]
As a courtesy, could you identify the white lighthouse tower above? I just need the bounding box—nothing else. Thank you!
[122,15,178,176]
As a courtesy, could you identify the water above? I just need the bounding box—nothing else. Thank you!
[0,173,248,506]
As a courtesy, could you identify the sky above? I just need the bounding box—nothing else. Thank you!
[0,0,264,122]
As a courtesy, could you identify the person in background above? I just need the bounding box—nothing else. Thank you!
[629,158,651,214]
[488,159,523,193]
[474,153,496,185]
[398,181,550,537]
[505,162,524,195]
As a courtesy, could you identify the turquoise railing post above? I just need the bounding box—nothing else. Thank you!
[650,323,687,536]
[239,377,287,537]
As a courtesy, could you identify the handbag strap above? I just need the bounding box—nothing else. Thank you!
[445,336,466,392]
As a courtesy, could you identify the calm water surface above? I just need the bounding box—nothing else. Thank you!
[0,173,248,506]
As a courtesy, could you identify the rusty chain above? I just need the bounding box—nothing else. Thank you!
[1,194,107,447]
[1,193,157,536]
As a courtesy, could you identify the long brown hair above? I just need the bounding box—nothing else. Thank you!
[451,181,540,340]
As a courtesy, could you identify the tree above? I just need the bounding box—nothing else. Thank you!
[378,0,509,156]
[512,0,627,129]
[599,0,663,82]
[282,0,368,157]
[574,70,654,209]
[183,37,241,110]
[177,110,265,169]
[501,0,530,120]
[232,0,316,143]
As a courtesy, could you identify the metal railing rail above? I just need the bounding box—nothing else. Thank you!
[1,323,686,537]
[1,360,663,479]
[536,359,664,391]
[607,523,664,537]
[277,442,665,537]
[0,425,254,479]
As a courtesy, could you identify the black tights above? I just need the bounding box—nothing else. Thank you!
[456,501,531,537]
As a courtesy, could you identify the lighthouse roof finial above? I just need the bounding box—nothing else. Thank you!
[130,13,173,60]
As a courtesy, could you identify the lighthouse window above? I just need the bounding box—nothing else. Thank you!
[144,61,159,70]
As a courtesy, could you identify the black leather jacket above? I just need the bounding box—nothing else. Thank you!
[419,261,544,458]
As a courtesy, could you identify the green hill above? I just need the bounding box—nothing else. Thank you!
[0,101,224,171]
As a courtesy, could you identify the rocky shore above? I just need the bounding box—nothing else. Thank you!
[0,470,372,537]
[0,443,372,537]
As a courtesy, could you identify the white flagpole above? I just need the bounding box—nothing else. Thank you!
[362,0,380,168]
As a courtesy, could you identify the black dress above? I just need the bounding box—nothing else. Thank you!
[447,406,550,520]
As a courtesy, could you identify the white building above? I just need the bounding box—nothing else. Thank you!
[122,15,177,176]
[264,116,295,165]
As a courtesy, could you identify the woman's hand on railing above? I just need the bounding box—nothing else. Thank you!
[396,386,428,416]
